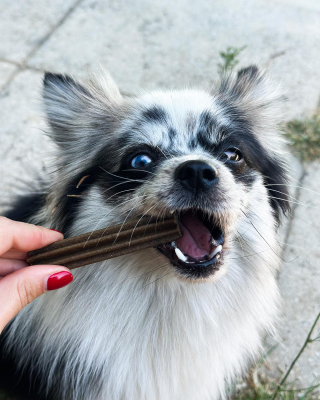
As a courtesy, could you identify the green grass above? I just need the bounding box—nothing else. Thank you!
[217,45,247,76]
[234,313,320,400]
[233,383,320,400]
[283,113,320,162]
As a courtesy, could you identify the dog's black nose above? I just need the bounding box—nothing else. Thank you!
[175,160,218,193]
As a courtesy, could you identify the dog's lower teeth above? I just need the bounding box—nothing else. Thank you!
[209,245,222,259]
[175,247,187,262]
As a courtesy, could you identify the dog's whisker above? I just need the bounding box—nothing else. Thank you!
[82,194,149,247]
[240,210,291,263]
[235,229,279,273]
[266,187,320,207]
[154,145,170,160]
[263,171,301,186]
[267,195,316,208]
[95,195,150,245]
[139,271,172,290]
[265,182,320,199]
[121,169,158,176]
[101,181,134,194]
[128,204,158,247]
[111,198,149,246]
[135,133,170,160]
[241,209,313,261]
[229,248,270,259]
[293,215,320,230]
[99,166,147,184]
[102,188,137,202]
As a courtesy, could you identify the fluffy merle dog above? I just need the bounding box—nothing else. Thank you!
[0,66,289,400]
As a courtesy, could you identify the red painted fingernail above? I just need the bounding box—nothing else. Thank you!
[46,271,73,291]
[50,229,63,234]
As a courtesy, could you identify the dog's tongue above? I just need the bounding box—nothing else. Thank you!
[175,212,212,259]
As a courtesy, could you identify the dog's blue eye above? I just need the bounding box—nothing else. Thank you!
[131,154,153,168]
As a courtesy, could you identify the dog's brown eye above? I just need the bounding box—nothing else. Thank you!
[221,148,243,162]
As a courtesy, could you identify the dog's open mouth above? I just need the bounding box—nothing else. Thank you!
[157,210,224,279]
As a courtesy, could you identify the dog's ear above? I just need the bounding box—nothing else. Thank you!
[218,65,282,115]
[217,65,284,150]
[43,71,123,157]
[235,66,282,114]
[217,66,289,220]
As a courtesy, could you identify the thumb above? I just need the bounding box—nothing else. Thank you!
[0,265,73,333]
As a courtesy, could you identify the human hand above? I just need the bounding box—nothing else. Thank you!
[0,217,73,334]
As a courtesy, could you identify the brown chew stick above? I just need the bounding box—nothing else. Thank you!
[27,215,181,269]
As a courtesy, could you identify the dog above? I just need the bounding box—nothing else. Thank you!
[0,66,289,400]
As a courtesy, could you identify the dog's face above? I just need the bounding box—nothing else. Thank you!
[44,67,289,281]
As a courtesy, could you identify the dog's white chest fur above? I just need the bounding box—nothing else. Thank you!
[10,242,279,400]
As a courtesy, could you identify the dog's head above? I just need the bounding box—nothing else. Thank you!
[43,67,289,280]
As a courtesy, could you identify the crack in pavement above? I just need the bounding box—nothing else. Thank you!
[0,0,84,97]
[264,49,289,69]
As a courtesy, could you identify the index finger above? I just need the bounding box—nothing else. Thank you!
[0,217,64,255]
[1,250,28,260]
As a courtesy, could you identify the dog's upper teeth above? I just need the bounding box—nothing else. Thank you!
[175,247,187,262]
[209,245,222,259]
[171,241,177,248]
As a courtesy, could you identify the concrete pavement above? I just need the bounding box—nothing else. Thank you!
[1,0,319,392]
